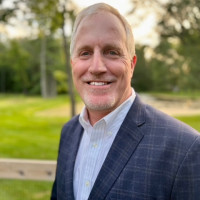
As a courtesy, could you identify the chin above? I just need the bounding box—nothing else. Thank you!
[84,95,116,111]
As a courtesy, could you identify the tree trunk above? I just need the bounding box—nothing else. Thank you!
[40,35,48,98]
[62,28,76,117]
[46,72,57,97]
[0,68,6,93]
[61,11,76,117]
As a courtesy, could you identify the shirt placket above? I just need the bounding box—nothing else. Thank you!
[81,125,104,200]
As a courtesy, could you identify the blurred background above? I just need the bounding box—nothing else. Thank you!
[0,0,200,199]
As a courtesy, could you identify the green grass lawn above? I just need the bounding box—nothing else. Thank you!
[0,180,52,200]
[0,95,70,159]
[0,94,199,200]
[0,95,71,200]
[176,115,200,132]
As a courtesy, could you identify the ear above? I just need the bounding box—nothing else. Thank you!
[130,55,137,78]
[131,55,137,70]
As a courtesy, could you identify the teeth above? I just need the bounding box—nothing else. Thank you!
[90,82,108,86]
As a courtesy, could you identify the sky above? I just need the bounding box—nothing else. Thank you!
[0,0,159,46]
[73,0,131,15]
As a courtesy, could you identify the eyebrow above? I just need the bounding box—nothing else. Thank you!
[103,44,122,51]
[76,43,122,53]
[76,45,92,52]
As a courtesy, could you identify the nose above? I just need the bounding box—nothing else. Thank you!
[88,50,107,75]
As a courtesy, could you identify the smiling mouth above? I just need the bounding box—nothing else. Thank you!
[88,81,111,86]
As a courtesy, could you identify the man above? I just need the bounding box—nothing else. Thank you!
[51,3,200,200]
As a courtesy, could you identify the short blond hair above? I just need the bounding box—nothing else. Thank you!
[70,3,135,58]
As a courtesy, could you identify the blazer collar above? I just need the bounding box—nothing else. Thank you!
[88,95,146,200]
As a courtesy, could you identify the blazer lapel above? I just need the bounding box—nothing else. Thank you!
[88,96,146,200]
[58,118,83,200]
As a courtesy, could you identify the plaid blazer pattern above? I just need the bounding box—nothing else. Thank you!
[51,95,200,200]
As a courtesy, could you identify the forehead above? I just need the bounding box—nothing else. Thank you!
[74,12,126,49]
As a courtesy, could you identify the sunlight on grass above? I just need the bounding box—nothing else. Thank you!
[0,95,71,199]
[0,95,71,159]
[0,179,53,200]
[176,115,200,132]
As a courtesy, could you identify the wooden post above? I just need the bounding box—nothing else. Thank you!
[0,159,56,181]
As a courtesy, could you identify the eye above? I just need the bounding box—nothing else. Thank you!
[80,51,90,56]
[104,49,120,58]
[78,50,92,59]
[105,50,118,55]
[109,50,118,55]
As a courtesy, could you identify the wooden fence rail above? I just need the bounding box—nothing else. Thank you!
[0,159,56,181]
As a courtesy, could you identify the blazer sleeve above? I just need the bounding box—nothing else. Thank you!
[171,136,200,200]
[50,124,65,200]
[51,178,57,200]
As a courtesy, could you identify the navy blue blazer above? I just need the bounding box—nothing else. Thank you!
[51,95,200,200]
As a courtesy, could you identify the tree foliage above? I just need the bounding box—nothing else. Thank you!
[0,0,78,117]
[0,37,65,94]
[25,0,77,115]
[130,0,200,92]
[1,0,199,100]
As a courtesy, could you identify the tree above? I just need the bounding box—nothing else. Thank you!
[26,0,78,116]
[57,0,77,117]
[0,42,9,92]
[1,0,78,116]
[24,0,58,98]
[0,0,16,22]
[0,39,30,93]
[132,45,153,91]
[159,0,200,91]
[129,0,200,91]
[22,36,66,95]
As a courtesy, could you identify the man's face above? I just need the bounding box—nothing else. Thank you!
[71,12,136,117]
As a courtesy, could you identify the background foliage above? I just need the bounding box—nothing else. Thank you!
[0,0,200,96]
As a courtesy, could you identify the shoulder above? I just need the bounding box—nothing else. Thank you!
[130,95,200,198]
[57,115,83,151]
[60,115,81,139]
[145,103,199,138]
[129,95,200,149]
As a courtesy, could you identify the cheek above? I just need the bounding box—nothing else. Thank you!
[72,61,87,79]
[72,65,83,89]
[123,60,134,80]
[108,60,125,75]
[109,60,132,81]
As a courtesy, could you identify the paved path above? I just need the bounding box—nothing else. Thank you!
[139,94,200,116]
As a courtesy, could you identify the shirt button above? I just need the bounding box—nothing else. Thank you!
[85,181,90,187]
[107,131,112,135]
[92,143,98,148]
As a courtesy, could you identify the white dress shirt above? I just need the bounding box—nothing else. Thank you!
[73,89,136,200]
